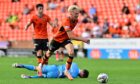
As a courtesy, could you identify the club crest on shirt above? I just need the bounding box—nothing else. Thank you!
[42,18,47,22]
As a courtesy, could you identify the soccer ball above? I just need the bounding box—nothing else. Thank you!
[97,73,108,83]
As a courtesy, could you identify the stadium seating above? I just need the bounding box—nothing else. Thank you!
[0,0,138,41]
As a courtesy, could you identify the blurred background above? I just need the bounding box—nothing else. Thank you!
[0,0,140,59]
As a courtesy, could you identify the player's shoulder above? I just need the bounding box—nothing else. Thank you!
[31,14,37,17]
[62,17,70,24]
[62,17,78,23]
[31,14,37,19]
[43,14,51,18]
[71,63,79,69]
[72,62,77,65]
[63,17,70,21]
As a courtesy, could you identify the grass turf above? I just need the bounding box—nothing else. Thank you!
[0,56,140,84]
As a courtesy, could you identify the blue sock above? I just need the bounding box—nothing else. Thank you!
[31,75,43,78]
[23,64,36,71]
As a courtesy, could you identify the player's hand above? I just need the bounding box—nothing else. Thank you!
[64,70,73,80]
[52,23,58,27]
[36,64,43,76]
[24,26,27,31]
[53,18,58,27]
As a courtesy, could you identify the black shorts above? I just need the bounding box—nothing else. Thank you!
[49,39,72,52]
[33,39,48,51]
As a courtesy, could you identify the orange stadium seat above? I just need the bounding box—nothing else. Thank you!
[0,0,138,41]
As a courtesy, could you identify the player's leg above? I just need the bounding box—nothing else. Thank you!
[41,39,50,65]
[36,50,43,63]
[59,47,64,61]
[65,43,74,70]
[21,74,44,78]
[21,73,49,78]
[36,39,49,64]
[37,49,52,76]
[33,39,43,64]
[12,63,36,71]
[20,65,48,79]
[55,47,64,61]
[41,39,60,65]
[37,39,60,76]
[55,50,59,61]
[64,41,75,80]
[41,50,53,65]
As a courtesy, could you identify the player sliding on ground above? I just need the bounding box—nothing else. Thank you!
[12,63,89,79]
[37,5,90,80]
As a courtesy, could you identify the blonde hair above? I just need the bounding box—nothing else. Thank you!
[68,5,80,12]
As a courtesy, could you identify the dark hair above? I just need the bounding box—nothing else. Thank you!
[36,4,44,8]
[81,69,89,78]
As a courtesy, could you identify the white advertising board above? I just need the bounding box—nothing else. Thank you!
[84,38,140,49]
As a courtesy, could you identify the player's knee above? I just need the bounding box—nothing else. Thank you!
[60,51,64,54]
[36,51,43,58]
[36,55,42,58]
[45,52,50,58]
[58,50,64,54]
[36,50,43,56]
[45,50,52,58]
[68,50,74,56]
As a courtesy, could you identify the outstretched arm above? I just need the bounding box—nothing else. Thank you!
[24,21,32,31]
[66,30,90,44]
[64,70,73,80]
[62,18,90,44]
[48,18,58,28]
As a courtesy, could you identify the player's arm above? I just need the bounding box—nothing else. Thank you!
[24,21,32,31]
[63,18,90,44]
[48,18,58,28]
[48,21,53,27]
[24,16,34,31]
[48,21,58,28]
[66,30,90,44]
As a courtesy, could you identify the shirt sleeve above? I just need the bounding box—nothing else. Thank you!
[69,63,80,78]
[30,16,34,23]
[47,15,51,22]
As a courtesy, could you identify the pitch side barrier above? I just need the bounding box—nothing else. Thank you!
[84,38,140,59]
[0,41,10,56]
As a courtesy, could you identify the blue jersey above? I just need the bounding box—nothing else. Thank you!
[42,65,59,78]
[41,63,80,78]
[58,63,80,78]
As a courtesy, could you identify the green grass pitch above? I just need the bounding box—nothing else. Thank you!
[0,56,140,84]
